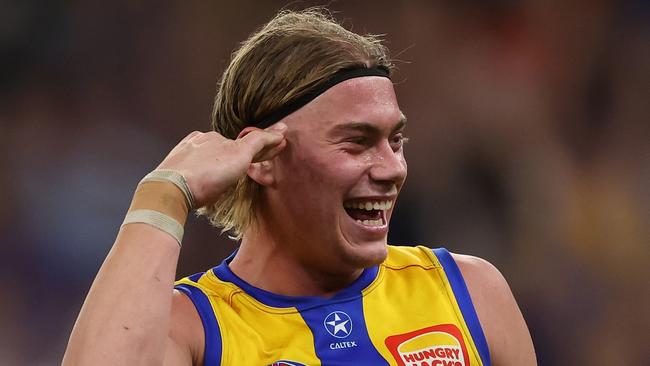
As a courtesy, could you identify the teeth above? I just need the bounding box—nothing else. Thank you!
[345,200,394,211]
[356,219,384,227]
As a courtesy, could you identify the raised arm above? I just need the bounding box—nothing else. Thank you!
[62,125,287,366]
[453,253,537,366]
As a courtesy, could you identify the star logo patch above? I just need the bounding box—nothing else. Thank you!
[324,311,352,338]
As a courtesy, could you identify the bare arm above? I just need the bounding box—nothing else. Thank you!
[162,291,205,366]
[453,253,537,366]
[62,125,287,366]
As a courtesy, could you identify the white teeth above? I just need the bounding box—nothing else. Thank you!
[345,200,394,211]
[357,219,383,227]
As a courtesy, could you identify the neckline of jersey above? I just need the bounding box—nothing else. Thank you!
[211,251,380,310]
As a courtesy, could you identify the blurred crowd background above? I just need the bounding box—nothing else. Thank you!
[1,0,648,365]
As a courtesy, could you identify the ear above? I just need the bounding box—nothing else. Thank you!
[238,127,276,187]
[247,160,275,186]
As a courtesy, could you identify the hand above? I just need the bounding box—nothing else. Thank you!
[156,123,288,207]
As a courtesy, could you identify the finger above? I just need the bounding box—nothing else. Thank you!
[237,122,287,140]
[264,122,288,133]
[252,138,287,162]
[239,129,286,160]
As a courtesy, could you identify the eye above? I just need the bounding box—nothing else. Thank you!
[346,136,369,146]
[390,133,408,150]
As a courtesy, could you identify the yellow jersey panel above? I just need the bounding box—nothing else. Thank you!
[174,246,491,366]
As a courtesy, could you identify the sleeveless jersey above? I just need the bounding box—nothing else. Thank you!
[174,246,491,366]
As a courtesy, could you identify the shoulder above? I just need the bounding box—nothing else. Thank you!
[450,253,506,301]
[451,253,537,366]
[168,289,205,366]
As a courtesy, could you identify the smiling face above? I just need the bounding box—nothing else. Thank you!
[261,76,407,274]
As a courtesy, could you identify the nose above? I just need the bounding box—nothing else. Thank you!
[368,141,407,187]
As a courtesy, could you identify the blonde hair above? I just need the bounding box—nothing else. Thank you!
[198,8,393,238]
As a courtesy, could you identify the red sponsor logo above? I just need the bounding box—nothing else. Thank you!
[385,324,470,366]
[267,361,306,366]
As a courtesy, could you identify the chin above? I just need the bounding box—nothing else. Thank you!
[336,218,392,266]
[342,239,389,269]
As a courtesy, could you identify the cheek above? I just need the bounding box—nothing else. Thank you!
[279,150,364,200]
[316,154,365,190]
[276,157,339,226]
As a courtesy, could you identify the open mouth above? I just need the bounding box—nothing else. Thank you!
[343,199,393,227]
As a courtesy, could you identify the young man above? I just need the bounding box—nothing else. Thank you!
[63,9,536,366]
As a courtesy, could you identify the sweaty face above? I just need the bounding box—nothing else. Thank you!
[266,76,407,273]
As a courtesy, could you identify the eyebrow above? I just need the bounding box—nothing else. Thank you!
[328,114,407,137]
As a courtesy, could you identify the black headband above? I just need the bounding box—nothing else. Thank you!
[252,66,391,129]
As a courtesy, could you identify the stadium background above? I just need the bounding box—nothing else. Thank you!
[1,1,648,365]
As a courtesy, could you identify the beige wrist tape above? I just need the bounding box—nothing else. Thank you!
[121,178,190,246]
[122,209,184,245]
[140,170,195,210]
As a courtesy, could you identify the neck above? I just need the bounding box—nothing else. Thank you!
[228,225,363,298]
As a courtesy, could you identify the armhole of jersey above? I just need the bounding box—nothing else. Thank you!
[432,248,491,366]
[175,283,222,366]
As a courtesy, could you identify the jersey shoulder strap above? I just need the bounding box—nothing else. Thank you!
[175,272,223,366]
[432,247,491,366]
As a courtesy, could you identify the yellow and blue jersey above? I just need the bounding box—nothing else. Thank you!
[175,246,491,366]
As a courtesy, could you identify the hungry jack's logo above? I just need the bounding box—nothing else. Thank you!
[385,324,470,366]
